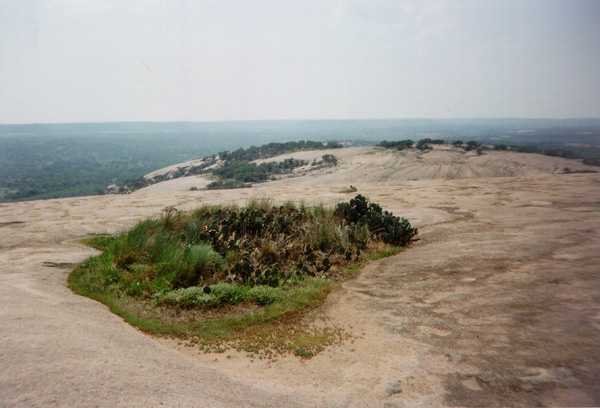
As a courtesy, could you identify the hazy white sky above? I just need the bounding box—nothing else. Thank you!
[1,0,599,123]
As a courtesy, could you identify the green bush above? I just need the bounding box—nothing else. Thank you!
[154,286,213,308]
[321,154,338,165]
[154,283,284,308]
[208,283,249,304]
[335,195,418,246]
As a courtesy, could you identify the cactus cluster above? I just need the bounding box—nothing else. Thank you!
[335,195,418,246]
[190,206,308,240]
[228,258,282,287]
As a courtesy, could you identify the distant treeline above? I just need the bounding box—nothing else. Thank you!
[379,138,445,151]
[118,140,342,193]
[378,138,600,159]
[3,119,599,203]
[219,140,342,161]
[212,158,308,184]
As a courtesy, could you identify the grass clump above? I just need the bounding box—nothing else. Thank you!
[339,185,358,193]
[174,244,224,288]
[70,196,417,357]
[80,235,116,250]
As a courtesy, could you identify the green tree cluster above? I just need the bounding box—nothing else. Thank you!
[379,140,415,150]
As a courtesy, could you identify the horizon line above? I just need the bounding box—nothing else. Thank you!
[2,117,600,126]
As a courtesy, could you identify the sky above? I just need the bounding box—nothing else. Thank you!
[1,0,599,124]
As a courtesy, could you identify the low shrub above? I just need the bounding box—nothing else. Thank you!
[335,194,418,246]
[154,286,214,308]
[154,283,285,308]
[321,154,338,166]
[208,283,249,305]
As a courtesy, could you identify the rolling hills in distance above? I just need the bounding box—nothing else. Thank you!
[1,118,599,203]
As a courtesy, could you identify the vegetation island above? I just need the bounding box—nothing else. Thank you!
[70,195,417,358]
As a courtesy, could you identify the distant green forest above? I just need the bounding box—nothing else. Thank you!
[0,123,326,202]
[1,119,599,203]
[0,134,224,202]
